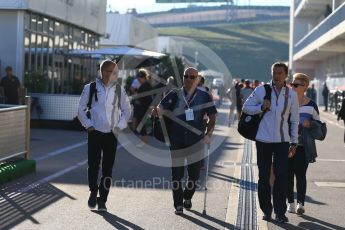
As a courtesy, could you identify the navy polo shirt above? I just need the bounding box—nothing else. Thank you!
[160,87,217,146]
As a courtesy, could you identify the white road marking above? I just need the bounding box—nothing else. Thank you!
[318,159,345,162]
[0,160,87,204]
[34,141,87,162]
[314,182,345,188]
[0,142,128,204]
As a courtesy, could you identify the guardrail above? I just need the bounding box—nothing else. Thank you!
[0,96,31,161]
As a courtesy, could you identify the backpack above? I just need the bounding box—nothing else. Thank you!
[237,84,271,141]
[86,81,121,118]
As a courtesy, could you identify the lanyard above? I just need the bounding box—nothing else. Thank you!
[181,88,198,109]
[273,86,280,100]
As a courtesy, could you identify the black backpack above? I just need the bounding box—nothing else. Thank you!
[73,81,121,130]
[237,84,271,141]
[85,81,122,118]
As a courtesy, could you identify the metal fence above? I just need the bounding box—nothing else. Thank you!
[0,97,31,161]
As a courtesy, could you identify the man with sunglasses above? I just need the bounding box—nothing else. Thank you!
[243,62,299,223]
[78,59,131,212]
[152,67,217,215]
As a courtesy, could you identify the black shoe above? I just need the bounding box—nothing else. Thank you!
[183,200,192,210]
[175,206,183,215]
[88,191,97,209]
[262,214,272,221]
[275,214,289,223]
[97,198,107,212]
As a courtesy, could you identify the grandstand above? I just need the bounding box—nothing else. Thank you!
[137,5,289,27]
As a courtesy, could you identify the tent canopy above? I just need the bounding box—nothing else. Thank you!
[71,45,166,68]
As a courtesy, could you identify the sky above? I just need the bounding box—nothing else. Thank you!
[107,0,291,14]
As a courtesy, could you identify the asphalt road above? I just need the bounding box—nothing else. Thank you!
[1,103,344,230]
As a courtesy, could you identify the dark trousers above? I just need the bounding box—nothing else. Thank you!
[343,121,345,143]
[256,141,289,216]
[287,146,309,205]
[170,143,203,208]
[88,130,117,202]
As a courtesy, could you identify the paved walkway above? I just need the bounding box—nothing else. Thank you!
[0,105,345,229]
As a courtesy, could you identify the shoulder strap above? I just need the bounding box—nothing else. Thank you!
[260,84,272,117]
[263,84,272,100]
[115,83,121,109]
[87,81,97,110]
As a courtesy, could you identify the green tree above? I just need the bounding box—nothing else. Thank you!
[157,53,184,84]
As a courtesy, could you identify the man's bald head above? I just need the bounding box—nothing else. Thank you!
[183,67,199,92]
[184,67,198,77]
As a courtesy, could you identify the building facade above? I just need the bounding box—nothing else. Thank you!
[0,0,106,95]
[289,0,345,103]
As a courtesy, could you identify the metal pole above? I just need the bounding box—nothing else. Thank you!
[25,96,31,159]
[203,143,210,215]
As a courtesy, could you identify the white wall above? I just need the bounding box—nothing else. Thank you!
[0,11,24,81]
[100,14,158,51]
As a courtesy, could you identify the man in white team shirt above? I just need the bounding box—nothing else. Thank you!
[78,59,131,212]
[243,62,299,223]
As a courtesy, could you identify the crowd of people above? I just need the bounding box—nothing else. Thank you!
[2,58,344,223]
[77,60,217,214]
[73,59,344,220]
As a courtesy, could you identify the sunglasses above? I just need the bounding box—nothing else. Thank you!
[291,83,305,88]
[183,75,198,80]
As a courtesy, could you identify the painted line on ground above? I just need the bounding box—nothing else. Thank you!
[321,116,344,129]
[314,182,345,188]
[225,136,243,230]
[0,160,87,204]
[318,159,345,162]
[33,141,87,162]
[0,143,127,204]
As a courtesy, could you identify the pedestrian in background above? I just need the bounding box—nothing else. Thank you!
[152,67,217,215]
[306,83,317,102]
[0,66,20,104]
[322,82,329,111]
[241,79,254,104]
[287,73,321,216]
[226,80,237,126]
[337,93,345,143]
[78,59,131,212]
[133,68,153,147]
[235,80,243,117]
[243,62,299,223]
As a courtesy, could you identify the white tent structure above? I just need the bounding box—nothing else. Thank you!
[101,13,158,51]
[71,45,166,69]
[199,69,224,80]
[76,45,165,58]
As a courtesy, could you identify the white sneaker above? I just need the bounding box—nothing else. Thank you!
[296,203,305,215]
[287,202,295,213]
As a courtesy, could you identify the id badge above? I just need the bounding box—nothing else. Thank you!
[185,108,194,121]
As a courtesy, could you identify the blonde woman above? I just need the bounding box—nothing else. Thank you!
[287,73,321,216]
